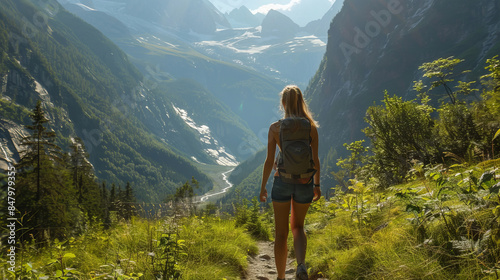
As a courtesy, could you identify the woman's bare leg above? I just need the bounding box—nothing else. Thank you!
[290,200,311,265]
[273,201,291,279]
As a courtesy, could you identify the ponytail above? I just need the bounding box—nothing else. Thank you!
[280,85,319,128]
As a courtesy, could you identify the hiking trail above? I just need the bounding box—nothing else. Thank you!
[244,241,329,280]
[244,241,295,280]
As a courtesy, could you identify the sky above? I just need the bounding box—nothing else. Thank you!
[209,0,337,26]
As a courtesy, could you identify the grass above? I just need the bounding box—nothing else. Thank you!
[303,161,500,280]
[7,215,258,279]
[180,216,258,279]
[4,160,500,279]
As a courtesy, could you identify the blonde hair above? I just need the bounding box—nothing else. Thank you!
[280,85,318,127]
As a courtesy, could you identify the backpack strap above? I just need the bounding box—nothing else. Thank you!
[278,169,316,181]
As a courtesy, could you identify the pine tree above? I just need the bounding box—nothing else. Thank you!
[101,182,111,228]
[16,100,79,240]
[18,100,62,201]
[109,183,116,211]
[69,137,102,222]
[122,182,136,221]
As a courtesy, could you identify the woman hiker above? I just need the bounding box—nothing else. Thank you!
[259,85,321,280]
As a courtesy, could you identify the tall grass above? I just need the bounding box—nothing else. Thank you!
[5,215,258,279]
[304,161,500,279]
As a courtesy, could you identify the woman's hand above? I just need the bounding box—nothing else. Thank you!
[313,186,321,202]
[259,188,268,202]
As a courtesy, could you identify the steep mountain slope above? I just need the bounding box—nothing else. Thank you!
[0,0,213,202]
[152,79,260,166]
[304,0,345,37]
[307,0,500,174]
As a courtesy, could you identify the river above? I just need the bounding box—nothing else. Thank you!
[199,168,234,202]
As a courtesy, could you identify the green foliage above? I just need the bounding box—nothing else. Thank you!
[363,92,439,186]
[332,140,368,191]
[148,222,186,280]
[222,160,266,209]
[172,178,199,202]
[437,102,481,162]
[228,148,266,187]
[354,56,500,188]
[233,197,272,241]
[304,160,500,280]
[167,177,200,216]
[4,216,258,280]
[482,56,500,95]
[0,99,31,123]
[68,137,103,222]
[419,57,458,98]
[347,179,380,227]
[15,100,80,240]
[476,56,500,159]
[313,56,500,279]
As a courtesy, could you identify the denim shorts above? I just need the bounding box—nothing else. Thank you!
[271,176,314,204]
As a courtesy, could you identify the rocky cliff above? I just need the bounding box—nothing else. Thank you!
[307,0,500,162]
[0,119,27,171]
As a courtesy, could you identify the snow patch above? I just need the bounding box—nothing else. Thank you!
[0,142,11,163]
[199,40,271,54]
[172,104,238,166]
[75,3,96,12]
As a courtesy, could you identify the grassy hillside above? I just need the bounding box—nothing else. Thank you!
[4,159,499,279]
[6,215,259,279]
[304,159,500,279]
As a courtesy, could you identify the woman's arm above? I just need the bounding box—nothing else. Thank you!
[311,125,321,201]
[260,124,277,202]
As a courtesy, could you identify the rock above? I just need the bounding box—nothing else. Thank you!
[0,119,28,169]
[259,254,272,261]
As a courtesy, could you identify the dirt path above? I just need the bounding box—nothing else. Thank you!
[244,241,296,280]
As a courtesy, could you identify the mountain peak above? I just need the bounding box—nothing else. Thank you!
[226,5,262,28]
[261,9,299,38]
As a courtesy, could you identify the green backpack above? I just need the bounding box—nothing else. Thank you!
[277,118,316,184]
